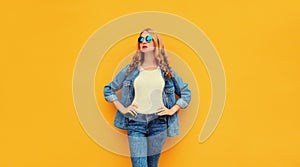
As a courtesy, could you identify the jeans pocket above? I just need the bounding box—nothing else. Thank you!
[157,116,167,124]
[127,116,135,123]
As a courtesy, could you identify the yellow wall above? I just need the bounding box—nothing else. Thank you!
[1,0,299,166]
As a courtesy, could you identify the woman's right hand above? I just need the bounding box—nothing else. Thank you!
[112,100,138,116]
[121,104,138,117]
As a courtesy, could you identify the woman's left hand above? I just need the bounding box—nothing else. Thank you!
[157,106,178,116]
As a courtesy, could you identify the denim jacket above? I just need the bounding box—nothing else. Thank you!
[104,65,191,137]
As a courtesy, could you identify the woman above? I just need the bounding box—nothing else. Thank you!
[104,28,191,167]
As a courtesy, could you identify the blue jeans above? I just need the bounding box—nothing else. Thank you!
[127,113,168,167]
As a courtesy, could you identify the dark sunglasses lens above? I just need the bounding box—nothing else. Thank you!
[146,35,152,42]
[138,37,144,43]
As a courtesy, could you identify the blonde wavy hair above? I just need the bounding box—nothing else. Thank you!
[126,28,173,79]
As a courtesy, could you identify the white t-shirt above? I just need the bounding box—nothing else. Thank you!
[131,66,165,114]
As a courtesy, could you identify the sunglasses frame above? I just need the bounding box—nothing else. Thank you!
[138,35,153,43]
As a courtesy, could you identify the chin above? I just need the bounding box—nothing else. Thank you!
[141,48,154,53]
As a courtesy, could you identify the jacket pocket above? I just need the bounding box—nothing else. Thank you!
[121,80,132,106]
[165,86,175,94]
[164,86,175,107]
[123,80,131,87]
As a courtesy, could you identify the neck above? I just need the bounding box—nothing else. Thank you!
[143,52,157,66]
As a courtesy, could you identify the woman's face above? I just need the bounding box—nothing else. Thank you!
[138,32,155,53]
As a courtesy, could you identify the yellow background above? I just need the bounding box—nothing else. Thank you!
[1,0,299,166]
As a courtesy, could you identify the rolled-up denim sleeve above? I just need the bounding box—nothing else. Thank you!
[171,68,192,109]
[104,65,129,102]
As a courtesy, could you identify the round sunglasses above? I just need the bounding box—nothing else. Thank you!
[138,35,153,43]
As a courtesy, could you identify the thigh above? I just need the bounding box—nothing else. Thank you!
[147,116,168,156]
[128,129,148,167]
[127,119,148,158]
